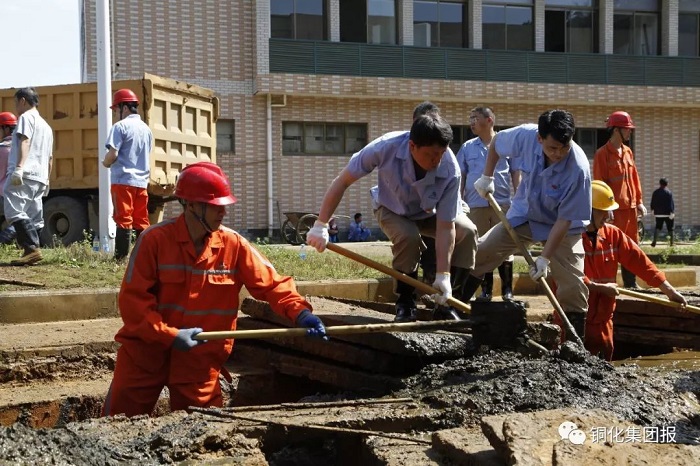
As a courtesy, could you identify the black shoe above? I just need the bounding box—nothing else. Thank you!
[395,302,417,322]
[502,290,514,301]
[650,242,656,247]
[432,306,461,321]
[475,290,492,302]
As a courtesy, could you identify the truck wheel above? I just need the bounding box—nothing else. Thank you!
[41,196,89,246]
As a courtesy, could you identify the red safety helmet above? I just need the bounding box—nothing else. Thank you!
[605,111,635,129]
[0,112,17,127]
[110,89,139,109]
[175,162,237,205]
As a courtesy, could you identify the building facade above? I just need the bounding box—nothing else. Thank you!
[82,0,700,239]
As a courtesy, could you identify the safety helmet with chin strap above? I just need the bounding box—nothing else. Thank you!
[110,89,139,110]
[175,162,237,206]
[592,180,619,211]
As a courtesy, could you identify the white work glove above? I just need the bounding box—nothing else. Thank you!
[669,213,675,220]
[306,220,330,252]
[474,175,495,199]
[637,204,647,216]
[10,167,23,186]
[431,272,452,306]
[529,256,550,281]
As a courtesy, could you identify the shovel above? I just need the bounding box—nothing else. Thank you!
[325,242,471,315]
[486,193,584,347]
[617,288,700,315]
[195,319,471,341]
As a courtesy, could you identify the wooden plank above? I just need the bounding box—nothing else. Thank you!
[614,327,700,348]
[614,298,697,320]
[613,313,700,334]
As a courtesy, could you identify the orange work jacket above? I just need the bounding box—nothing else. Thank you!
[115,214,311,384]
[583,224,665,325]
[592,141,643,210]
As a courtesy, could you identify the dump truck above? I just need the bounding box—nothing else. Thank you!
[0,73,218,245]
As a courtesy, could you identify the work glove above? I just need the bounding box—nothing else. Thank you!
[529,256,550,281]
[637,204,647,216]
[306,220,329,252]
[10,168,23,186]
[431,272,452,306]
[173,327,206,351]
[474,175,495,199]
[296,309,328,340]
[669,213,675,220]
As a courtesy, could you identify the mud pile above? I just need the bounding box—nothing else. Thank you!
[0,345,697,465]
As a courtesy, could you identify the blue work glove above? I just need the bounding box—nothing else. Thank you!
[173,327,206,351]
[295,309,328,340]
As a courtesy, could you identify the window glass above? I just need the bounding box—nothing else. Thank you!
[680,0,700,13]
[414,1,439,47]
[368,0,397,44]
[545,10,566,52]
[483,5,507,49]
[324,124,344,153]
[271,0,294,39]
[634,13,658,55]
[304,123,325,153]
[546,0,594,6]
[216,120,235,153]
[440,2,467,48]
[346,124,368,153]
[679,13,699,56]
[568,10,596,52]
[613,14,633,54]
[614,0,658,11]
[340,0,367,42]
[282,122,303,154]
[506,6,533,50]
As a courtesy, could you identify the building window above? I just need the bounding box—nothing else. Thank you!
[574,128,634,163]
[282,122,368,155]
[413,1,469,48]
[217,120,235,153]
[483,1,534,51]
[449,125,511,155]
[340,0,398,44]
[271,0,327,40]
[679,0,700,56]
[545,1,598,53]
[613,0,660,55]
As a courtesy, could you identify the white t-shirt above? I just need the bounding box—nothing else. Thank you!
[9,107,53,184]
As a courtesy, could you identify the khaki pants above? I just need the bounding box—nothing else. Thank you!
[468,205,514,263]
[374,206,478,274]
[473,222,588,315]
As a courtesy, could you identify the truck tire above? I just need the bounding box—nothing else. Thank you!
[41,196,89,246]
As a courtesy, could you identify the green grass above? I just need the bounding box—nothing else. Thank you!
[0,237,695,292]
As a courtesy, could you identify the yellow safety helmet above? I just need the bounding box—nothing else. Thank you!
[591,180,619,211]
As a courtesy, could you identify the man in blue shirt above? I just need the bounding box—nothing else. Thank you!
[307,114,478,322]
[347,212,372,241]
[469,110,592,338]
[102,89,153,261]
[457,106,520,302]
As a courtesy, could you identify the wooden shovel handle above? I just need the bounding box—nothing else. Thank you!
[195,319,472,340]
[325,242,471,314]
[618,288,700,315]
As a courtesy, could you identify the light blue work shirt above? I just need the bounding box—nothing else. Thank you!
[494,124,591,242]
[457,136,513,208]
[347,131,461,222]
[105,114,153,189]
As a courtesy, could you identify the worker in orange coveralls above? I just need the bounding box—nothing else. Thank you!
[102,162,327,417]
[592,111,646,289]
[554,180,686,361]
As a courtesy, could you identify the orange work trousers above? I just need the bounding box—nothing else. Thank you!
[111,184,150,231]
[612,207,638,243]
[102,345,222,417]
[552,312,614,361]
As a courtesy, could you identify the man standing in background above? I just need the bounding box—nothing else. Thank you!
[456,106,519,302]
[102,89,153,261]
[3,88,53,265]
[650,177,675,247]
[593,111,646,289]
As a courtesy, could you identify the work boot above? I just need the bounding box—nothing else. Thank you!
[651,228,658,247]
[134,229,143,242]
[452,269,483,304]
[432,305,461,321]
[394,271,418,323]
[620,266,638,289]
[114,227,132,261]
[476,272,493,302]
[498,261,515,301]
[669,230,674,247]
[11,219,42,266]
[0,224,17,245]
[420,235,436,285]
[563,311,587,342]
